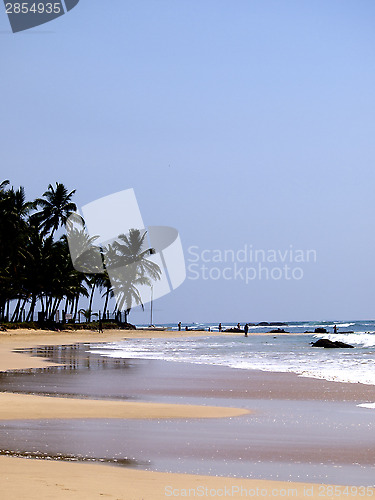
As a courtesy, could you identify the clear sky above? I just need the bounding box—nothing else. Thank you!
[1,1,375,323]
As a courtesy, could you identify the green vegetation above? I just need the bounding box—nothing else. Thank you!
[0,180,160,326]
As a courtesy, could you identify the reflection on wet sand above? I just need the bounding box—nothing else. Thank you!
[0,344,375,485]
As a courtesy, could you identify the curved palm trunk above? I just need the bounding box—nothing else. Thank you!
[26,294,37,322]
[73,295,79,322]
[51,298,61,321]
[103,286,110,317]
[46,295,54,319]
[11,298,21,322]
[40,296,45,315]
[88,276,97,322]
[18,298,28,322]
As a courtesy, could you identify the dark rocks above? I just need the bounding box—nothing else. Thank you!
[311,339,354,348]
[268,328,288,333]
[257,322,288,326]
[314,328,328,333]
[224,328,243,333]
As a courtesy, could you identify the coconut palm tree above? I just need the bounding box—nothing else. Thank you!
[104,229,161,322]
[32,182,77,237]
[78,308,98,323]
[0,185,35,322]
[112,229,160,281]
[0,182,164,327]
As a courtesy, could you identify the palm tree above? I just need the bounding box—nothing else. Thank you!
[104,229,161,322]
[0,181,84,324]
[64,223,104,322]
[0,185,35,322]
[32,182,77,237]
[99,268,113,318]
[65,222,102,274]
[78,308,98,323]
[112,229,161,281]
[0,182,163,327]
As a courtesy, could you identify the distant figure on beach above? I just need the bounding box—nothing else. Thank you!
[218,323,222,332]
[237,323,240,329]
[98,317,103,333]
[185,326,188,331]
[244,323,249,337]
[178,321,181,331]
[334,324,337,334]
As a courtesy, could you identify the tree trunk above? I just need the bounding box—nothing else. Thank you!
[51,298,61,320]
[26,294,37,322]
[73,295,79,322]
[88,277,96,322]
[103,287,110,317]
[18,298,28,322]
[11,298,21,322]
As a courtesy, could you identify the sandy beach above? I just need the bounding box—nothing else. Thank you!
[0,328,374,499]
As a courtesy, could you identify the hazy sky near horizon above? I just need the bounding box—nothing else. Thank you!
[1,1,375,323]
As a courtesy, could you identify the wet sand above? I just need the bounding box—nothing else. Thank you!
[3,341,375,403]
[2,455,359,500]
[0,329,374,498]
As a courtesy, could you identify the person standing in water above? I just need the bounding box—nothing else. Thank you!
[244,323,249,337]
[218,323,222,332]
[334,324,337,334]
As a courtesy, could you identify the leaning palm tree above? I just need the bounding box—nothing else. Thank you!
[32,182,77,237]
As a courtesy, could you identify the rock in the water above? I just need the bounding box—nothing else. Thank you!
[314,328,328,333]
[268,328,287,333]
[311,339,354,348]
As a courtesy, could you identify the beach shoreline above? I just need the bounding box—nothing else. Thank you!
[0,329,374,499]
[0,327,311,372]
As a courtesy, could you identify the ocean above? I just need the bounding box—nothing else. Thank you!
[90,320,375,397]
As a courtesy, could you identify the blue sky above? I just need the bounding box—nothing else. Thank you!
[1,1,375,323]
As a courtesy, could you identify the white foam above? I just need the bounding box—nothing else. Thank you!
[89,335,375,387]
[313,322,355,329]
[314,333,375,347]
[357,403,375,409]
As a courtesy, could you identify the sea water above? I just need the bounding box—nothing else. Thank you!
[90,320,375,397]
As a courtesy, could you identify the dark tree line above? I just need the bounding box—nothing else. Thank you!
[0,180,160,325]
